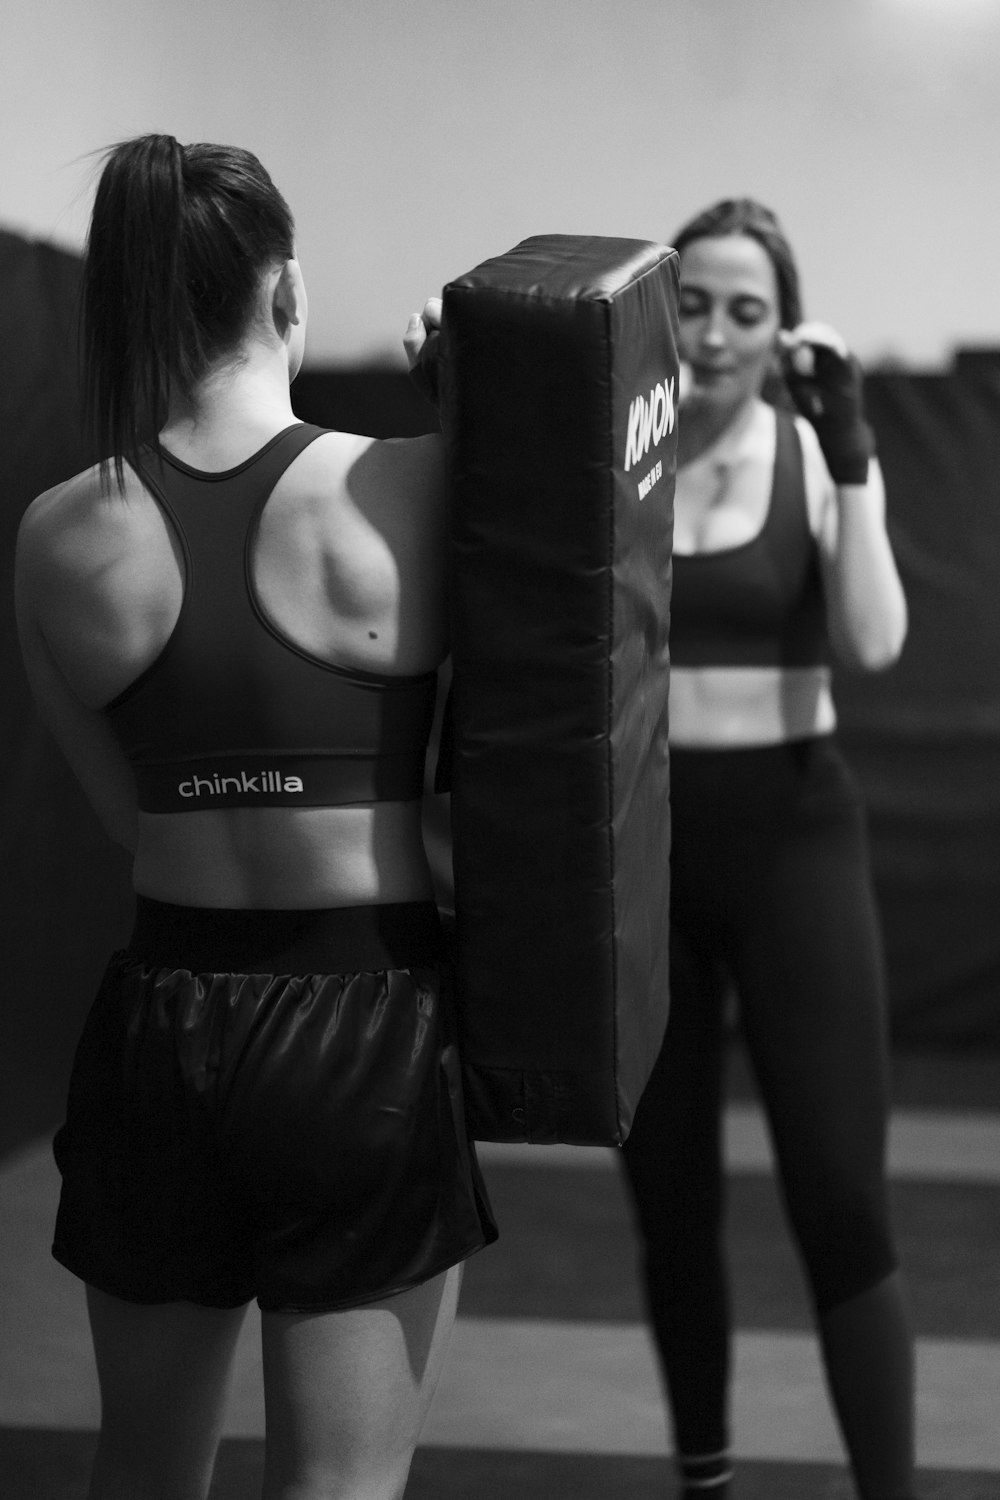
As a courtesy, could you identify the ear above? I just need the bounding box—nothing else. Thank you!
[272,258,305,338]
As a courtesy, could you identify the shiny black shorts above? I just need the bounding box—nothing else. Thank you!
[52,898,497,1312]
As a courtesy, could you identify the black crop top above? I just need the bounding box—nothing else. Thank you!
[105,423,437,813]
[668,411,828,669]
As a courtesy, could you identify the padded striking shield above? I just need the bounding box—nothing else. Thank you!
[439,235,679,1145]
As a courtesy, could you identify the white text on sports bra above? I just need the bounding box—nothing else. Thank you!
[178,771,305,798]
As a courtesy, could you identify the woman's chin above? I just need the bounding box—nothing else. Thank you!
[681,379,730,413]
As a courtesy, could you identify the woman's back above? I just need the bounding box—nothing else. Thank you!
[17,416,449,909]
[15,130,456,910]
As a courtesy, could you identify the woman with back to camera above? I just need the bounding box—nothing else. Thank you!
[15,133,495,1500]
[620,199,916,1500]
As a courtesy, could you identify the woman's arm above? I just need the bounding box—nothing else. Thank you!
[783,324,908,671]
[818,456,908,671]
[15,503,139,852]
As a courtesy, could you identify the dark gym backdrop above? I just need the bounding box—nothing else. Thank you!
[3,228,998,1159]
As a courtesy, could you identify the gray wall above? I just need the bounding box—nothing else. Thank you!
[2,0,998,369]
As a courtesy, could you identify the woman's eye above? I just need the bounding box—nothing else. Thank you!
[731,300,768,327]
[678,293,706,318]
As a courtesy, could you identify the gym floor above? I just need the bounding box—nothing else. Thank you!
[1,1045,998,1499]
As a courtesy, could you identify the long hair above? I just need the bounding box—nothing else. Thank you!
[82,134,295,487]
[672,197,803,330]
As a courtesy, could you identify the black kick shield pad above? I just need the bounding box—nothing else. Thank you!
[439,235,679,1144]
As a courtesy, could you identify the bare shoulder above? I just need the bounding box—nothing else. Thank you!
[16,461,183,707]
[17,466,99,558]
[376,431,446,483]
[359,431,446,505]
[17,464,173,645]
[289,428,445,495]
[17,467,109,614]
[282,428,447,548]
[17,464,162,591]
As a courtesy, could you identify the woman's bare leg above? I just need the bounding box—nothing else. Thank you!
[260,1263,462,1500]
[85,1286,249,1500]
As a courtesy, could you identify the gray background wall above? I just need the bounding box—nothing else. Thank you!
[3,0,998,370]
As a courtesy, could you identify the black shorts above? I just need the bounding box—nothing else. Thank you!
[52,898,497,1313]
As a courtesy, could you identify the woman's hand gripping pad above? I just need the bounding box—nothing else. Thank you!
[440,235,679,1144]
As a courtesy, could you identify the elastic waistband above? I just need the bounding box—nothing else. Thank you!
[126,896,443,976]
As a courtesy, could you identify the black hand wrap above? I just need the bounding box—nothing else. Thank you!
[784,344,873,485]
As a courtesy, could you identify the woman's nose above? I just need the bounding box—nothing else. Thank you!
[700,306,727,348]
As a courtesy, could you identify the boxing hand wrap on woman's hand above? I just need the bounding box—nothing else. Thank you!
[782,335,873,486]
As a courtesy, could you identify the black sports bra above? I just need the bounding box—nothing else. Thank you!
[105,423,437,813]
[668,411,828,670]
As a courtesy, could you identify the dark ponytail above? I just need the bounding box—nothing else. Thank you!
[82,133,295,486]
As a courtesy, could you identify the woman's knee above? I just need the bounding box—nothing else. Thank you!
[787,1183,897,1311]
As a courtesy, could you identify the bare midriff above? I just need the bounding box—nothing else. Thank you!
[668,664,836,748]
[132,800,433,909]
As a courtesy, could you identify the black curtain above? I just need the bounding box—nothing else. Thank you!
[836,352,1000,1046]
[0,232,133,1159]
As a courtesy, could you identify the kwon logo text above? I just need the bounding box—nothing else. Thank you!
[623,375,676,498]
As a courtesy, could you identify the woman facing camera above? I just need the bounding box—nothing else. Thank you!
[621,199,915,1500]
[15,134,494,1500]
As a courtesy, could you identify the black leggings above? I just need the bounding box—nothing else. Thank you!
[622,737,899,1461]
